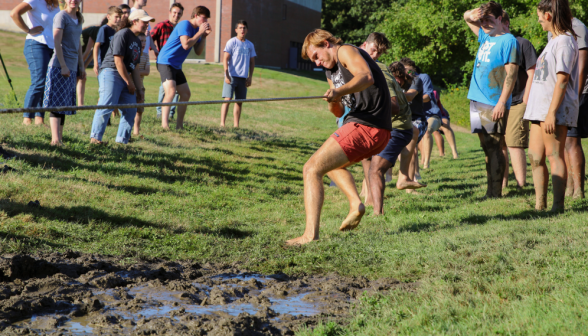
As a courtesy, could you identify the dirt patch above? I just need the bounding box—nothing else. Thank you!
[0,252,412,335]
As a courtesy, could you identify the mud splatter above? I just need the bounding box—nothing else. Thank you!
[0,253,412,335]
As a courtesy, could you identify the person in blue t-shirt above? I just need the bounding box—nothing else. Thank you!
[157,6,211,130]
[464,1,519,198]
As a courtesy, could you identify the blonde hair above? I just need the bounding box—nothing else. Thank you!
[301,29,343,60]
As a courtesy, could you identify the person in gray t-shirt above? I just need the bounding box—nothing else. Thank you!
[42,7,85,146]
[550,17,588,199]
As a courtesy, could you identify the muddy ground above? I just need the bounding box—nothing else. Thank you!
[0,252,413,335]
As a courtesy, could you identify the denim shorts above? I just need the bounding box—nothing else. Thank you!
[222,77,247,99]
[375,128,413,167]
[412,117,428,143]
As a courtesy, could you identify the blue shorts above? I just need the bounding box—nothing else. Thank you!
[412,117,428,143]
[222,77,247,99]
[375,128,413,167]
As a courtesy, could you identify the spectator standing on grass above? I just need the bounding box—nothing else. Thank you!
[42,0,84,146]
[464,1,519,198]
[551,17,588,199]
[118,4,131,29]
[10,0,60,126]
[151,2,184,120]
[133,33,150,137]
[220,20,256,128]
[93,7,122,77]
[500,11,537,191]
[431,90,459,159]
[524,0,579,212]
[401,58,442,170]
[286,29,392,246]
[157,6,211,130]
[89,10,152,145]
[131,0,153,60]
[77,22,103,106]
[357,33,425,216]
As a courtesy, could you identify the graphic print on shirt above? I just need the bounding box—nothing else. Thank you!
[331,70,356,110]
[533,54,549,82]
[478,41,496,63]
[129,41,141,70]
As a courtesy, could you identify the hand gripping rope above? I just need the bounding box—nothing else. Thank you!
[0,96,326,114]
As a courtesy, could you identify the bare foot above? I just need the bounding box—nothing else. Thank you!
[339,203,365,231]
[535,200,546,211]
[565,188,573,197]
[573,189,585,199]
[162,126,171,131]
[23,118,32,125]
[50,141,62,146]
[285,235,317,246]
[452,154,459,159]
[549,205,564,213]
[406,190,423,195]
[397,179,427,190]
[90,138,108,145]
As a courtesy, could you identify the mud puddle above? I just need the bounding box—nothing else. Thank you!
[0,253,411,335]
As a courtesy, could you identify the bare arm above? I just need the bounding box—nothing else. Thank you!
[578,49,588,97]
[464,8,482,37]
[53,28,71,76]
[246,57,255,87]
[180,22,210,54]
[492,63,518,121]
[114,55,134,94]
[523,65,535,105]
[423,94,431,103]
[543,72,571,134]
[325,78,345,117]
[324,45,374,102]
[10,3,41,35]
[82,37,95,68]
[93,41,101,76]
[223,52,231,84]
[405,89,418,102]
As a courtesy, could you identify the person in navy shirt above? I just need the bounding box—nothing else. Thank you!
[157,5,211,130]
[464,1,519,198]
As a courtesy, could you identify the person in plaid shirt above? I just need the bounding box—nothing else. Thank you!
[152,2,184,119]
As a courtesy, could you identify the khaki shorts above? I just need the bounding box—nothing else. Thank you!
[427,116,442,133]
[505,103,529,148]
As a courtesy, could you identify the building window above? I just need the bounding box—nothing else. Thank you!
[282,4,287,20]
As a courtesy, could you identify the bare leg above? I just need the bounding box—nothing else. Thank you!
[369,156,394,215]
[233,102,243,128]
[175,83,191,130]
[161,80,177,130]
[220,98,232,127]
[433,130,445,157]
[76,77,86,106]
[286,137,362,245]
[564,137,585,199]
[397,126,426,190]
[544,125,569,211]
[49,117,61,145]
[23,117,32,125]
[440,119,459,159]
[421,130,433,169]
[565,148,574,197]
[133,111,143,136]
[528,123,548,210]
[502,145,510,189]
[34,116,44,125]
[58,122,64,144]
[361,159,372,206]
[508,147,527,188]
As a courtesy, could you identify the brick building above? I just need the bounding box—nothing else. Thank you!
[0,0,321,69]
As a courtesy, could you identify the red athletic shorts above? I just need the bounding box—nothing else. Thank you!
[331,122,391,163]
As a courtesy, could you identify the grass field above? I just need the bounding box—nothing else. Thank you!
[2,30,588,334]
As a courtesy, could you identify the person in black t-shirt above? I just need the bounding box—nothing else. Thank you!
[90,9,153,145]
[286,29,391,246]
[501,12,537,190]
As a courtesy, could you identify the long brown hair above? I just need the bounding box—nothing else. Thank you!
[389,61,413,90]
[537,0,578,39]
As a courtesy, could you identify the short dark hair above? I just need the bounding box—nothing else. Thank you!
[118,4,131,11]
[479,1,503,19]
[191,6,210,19]
[235,20,248,29]
[365,32,390,54]
[502,10,510,23]
[399,57,416,69]
[389,61,412,87]
[171,2,184,12]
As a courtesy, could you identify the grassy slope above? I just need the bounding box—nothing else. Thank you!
[2,30,588,334]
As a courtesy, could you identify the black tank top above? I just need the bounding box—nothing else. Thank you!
[325,45,392,131]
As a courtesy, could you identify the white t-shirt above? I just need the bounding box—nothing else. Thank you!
[524,33,579,127]
[24,0,60,49]
[130,7,151,55]
[224,37,257,78]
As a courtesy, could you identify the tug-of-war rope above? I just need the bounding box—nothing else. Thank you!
[0,96,326,114]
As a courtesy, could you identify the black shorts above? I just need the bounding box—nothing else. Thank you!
[568,94,588,138]
[157,63,187,86]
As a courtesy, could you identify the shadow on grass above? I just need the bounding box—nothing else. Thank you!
[460,209,568,225]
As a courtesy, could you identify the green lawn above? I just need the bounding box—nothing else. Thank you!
[2,30,588,335]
